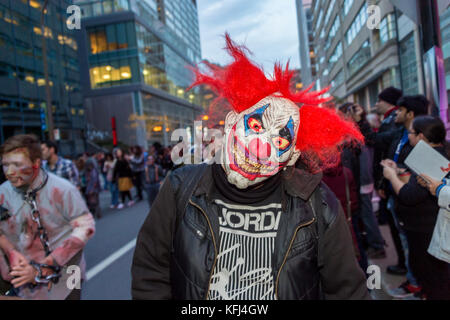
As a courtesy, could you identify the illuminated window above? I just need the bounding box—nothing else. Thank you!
[25,75,34,83]
[89,30,107,54]
[89,64,132,88]
[71,108,77,115]
[29,0,41,9]
[88,23,130,54]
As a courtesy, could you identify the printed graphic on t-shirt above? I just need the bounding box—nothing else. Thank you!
[207,199,281,300]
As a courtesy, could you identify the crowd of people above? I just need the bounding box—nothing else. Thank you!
[61,143,175,215]
[325,87,450,300]
[0,88,448,300]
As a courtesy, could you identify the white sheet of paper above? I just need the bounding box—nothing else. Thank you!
[404,140,450,181]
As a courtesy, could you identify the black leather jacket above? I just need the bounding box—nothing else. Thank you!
[131,164,370,300]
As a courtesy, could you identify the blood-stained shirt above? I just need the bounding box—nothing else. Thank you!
[0,169,95,299]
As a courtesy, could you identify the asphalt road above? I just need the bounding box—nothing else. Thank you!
[81,191,149,300]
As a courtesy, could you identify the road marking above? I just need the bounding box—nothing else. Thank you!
[86,238,137,281]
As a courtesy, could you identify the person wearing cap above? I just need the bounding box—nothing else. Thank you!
[378,95,429,299]
[373,87,407,278]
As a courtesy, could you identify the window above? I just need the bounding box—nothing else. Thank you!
[343,0,353,16]
[345,3,368,45]
[88,22,134,54]
[331,69,344,88]
[329,15,340,38]
[347,40,370,75]
[89,58,137,89]
[399,33,418,94]
[328,42,342,70]
[324,0,336,23]
[379,14,396,44]
[316,9,324,29]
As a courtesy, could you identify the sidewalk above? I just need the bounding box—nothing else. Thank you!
[368,224,406,300]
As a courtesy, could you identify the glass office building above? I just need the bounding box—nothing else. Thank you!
[0,0,85,155]
[75,0,203,147]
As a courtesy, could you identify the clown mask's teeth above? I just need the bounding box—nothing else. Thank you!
[233,143,274,172]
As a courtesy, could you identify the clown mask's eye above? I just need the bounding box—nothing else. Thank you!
[248,117,264,133]
[272,136,290,150]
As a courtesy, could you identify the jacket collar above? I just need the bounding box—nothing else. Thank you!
[193,163,322,201]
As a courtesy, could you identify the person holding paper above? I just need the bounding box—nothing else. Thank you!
[417,173,450,264]
[378,95,428,297]
[382,116,450,300]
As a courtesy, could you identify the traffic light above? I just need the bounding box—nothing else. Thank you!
[40,103,48,132]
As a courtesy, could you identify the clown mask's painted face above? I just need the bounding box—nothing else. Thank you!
[222,96,301,189]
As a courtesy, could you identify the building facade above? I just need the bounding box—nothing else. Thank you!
[308,0,405,109]
[296,0,317,89]
[0,0,85,155]
[75,0,203,148]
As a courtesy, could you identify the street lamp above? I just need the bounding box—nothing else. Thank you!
[41,0,55,140]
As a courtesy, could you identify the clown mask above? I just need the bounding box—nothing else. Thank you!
[222,95,301,189]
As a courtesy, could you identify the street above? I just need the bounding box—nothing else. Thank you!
[82,191,149,300]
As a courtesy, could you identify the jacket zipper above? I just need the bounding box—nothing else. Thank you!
[188,199,218,300]
[275,217,316,299]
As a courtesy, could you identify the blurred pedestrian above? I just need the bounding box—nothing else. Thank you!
[103,153,119,209]
[85,158,102,219]
[340,103,386,259]
[373,87,405,272]
[130,146,145,202]
[144,155,163,207]
[379,95,429,298]
[113,148,134,209]
[366,113,381,132]
[41,141,80,188]
[382,115,450,300]
[322,162,368,272]
[75,157,86,196]
[417,172,450,264]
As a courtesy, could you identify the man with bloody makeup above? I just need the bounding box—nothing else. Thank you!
[132,35,370,300]
[0,134,95,299]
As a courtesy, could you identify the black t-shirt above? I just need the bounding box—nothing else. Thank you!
[208,165,282,300]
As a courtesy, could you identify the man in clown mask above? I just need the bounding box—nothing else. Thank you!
[132,35,370,300]
[0,134,95,299]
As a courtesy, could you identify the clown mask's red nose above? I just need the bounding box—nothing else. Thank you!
[248,138,271,160]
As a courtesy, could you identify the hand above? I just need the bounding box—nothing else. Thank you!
[382,165,397,181]
[380,159,398,171]
[352,104,364,122]
[417,174,442,196]
[7,250,27,269]
[377,189,386,199]
[9,263,37,288]
[40,256,57,291]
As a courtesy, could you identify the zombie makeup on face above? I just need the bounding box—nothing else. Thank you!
[2,150,39,188]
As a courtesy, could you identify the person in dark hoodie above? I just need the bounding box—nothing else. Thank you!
[377,95,428,298]
[382,115,450,300]
[322,160,367,272]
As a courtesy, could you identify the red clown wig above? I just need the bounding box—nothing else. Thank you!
[188,34,364,171]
